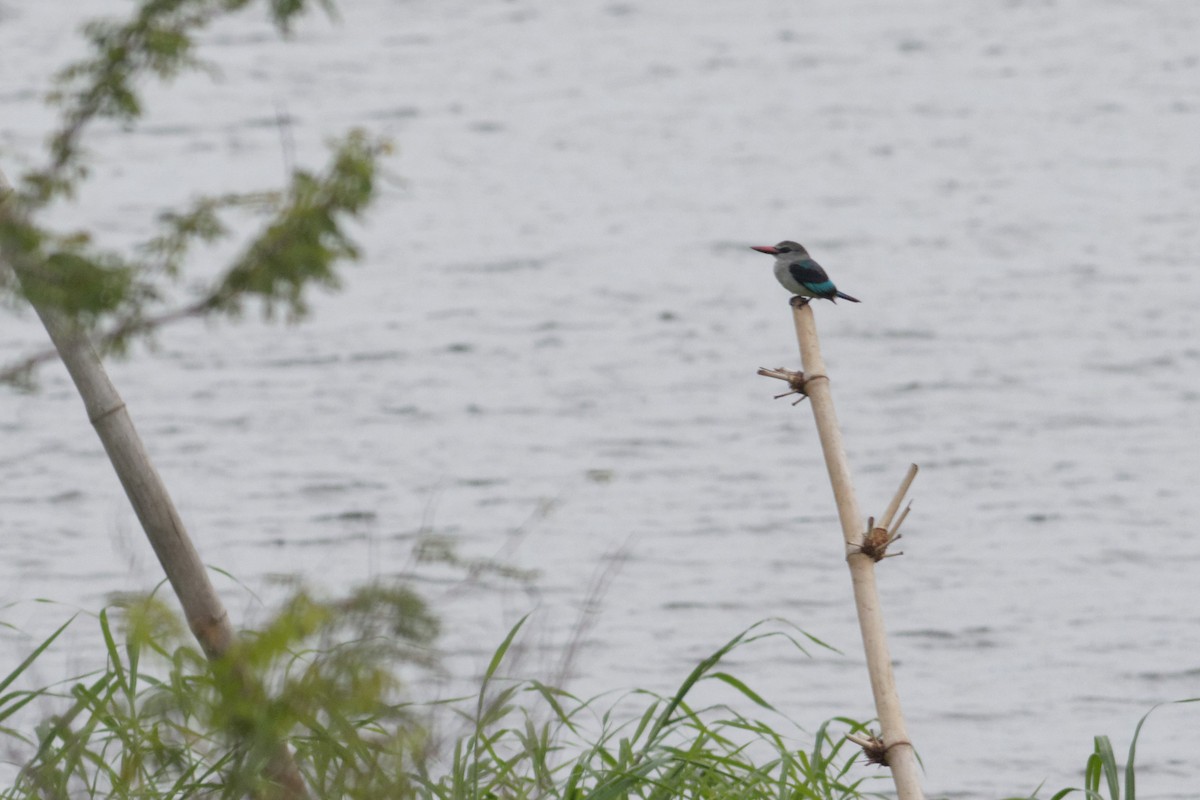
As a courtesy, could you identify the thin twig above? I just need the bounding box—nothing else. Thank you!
[891,501,913,538]
[0,298,212,384]
[879,463,918,532]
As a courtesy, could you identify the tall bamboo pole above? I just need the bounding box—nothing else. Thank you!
[1,168,308,799]
[789,301,924,800]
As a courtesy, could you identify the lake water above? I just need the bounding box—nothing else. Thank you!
[2,0,1199,796]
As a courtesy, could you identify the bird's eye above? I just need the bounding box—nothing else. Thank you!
[777,246,791,253]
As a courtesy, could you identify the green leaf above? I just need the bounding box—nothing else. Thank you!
[706,671,777,712]
[0,615,75,699]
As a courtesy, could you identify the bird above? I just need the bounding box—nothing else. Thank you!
[750,241,860,305]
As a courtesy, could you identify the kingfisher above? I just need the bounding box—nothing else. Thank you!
[750,241,860,305]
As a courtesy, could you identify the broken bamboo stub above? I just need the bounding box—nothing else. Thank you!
[788,301,924,800]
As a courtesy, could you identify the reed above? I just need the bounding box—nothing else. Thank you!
[760,301,923,799]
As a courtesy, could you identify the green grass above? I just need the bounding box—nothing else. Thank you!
[1,586,435,799]
[0,591,885,800]
[3,589,1195,799]
[411,616,886,800]
[1003,697,1200,800]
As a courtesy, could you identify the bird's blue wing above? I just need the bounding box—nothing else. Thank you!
[788,259,837,298]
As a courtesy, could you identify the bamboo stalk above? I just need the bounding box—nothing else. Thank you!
[788,302,924,800]
[1,167,309,799]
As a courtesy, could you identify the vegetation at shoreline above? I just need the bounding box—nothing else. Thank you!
[1,595,890,799]
[2,594,1193,799]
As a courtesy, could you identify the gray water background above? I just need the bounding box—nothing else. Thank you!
[2,0,1200,796]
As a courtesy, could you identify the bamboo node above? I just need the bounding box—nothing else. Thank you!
[89,401,128,425]
[756,366,825,405]
[846,731,888,765]
[846,732,911,767]
[849,515,904,562]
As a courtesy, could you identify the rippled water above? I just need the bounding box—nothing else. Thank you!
[3,0,1200,796]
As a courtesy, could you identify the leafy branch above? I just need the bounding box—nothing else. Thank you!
[0,0,385,387]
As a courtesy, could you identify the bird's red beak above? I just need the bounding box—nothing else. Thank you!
[750,245,779,255]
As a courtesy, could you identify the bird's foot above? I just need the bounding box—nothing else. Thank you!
[789,295,811,309]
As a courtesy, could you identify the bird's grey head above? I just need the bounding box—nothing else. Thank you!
[750,240,809,258]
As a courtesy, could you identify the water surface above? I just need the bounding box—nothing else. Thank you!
[2,1,1199,796]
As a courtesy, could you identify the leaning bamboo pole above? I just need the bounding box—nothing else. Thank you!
[1,168,309,799]
[763,301,924,800]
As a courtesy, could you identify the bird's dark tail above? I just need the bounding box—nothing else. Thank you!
[835,290,861,303]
